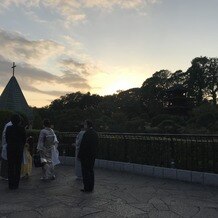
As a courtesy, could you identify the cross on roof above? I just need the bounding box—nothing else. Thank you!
[11,62,16,77]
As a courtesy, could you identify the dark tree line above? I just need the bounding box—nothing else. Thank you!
[32,56,218,134]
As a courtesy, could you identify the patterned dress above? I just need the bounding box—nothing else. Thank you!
[21,142,32,177]
[37,127,58,179]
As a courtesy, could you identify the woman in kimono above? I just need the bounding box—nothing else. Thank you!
[21,136,34,178]
[73,124,85,179]
[37,119,58,180]
[0,121,12,180]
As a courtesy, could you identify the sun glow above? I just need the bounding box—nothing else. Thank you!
[89,65,148,96]
[106,79,133,94]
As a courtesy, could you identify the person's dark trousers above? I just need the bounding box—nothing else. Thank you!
[0,158,8,179]
[81,158,95,192]
[7,150,22,189]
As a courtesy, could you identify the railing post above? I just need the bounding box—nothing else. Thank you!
[123,135,129,162]
[170,136,175,168]
[212,137,218,173]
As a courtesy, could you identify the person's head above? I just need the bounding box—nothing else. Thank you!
[84,120,93,130]
[43,119,51,128]
[79,123,84,131]
[26,136,34,145]
[11,114,21,126]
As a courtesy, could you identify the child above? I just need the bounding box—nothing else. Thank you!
[21,136,34,178]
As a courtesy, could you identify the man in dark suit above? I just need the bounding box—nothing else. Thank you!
[6,114,26,190]
[78,120,99,193]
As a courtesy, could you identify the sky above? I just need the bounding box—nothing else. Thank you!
[0,0,218,107]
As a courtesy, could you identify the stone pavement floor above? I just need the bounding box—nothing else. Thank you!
[1,165,218,218]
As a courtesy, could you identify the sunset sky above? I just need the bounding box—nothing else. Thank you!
[0,0,218,107]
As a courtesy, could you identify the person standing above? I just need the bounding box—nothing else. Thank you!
[0,121,12,180]
[6,114,26,189]
[37,119,58,180]
[21,136,34,179]
[73,124,85,180]
[78,120,99,193]
[51,133,60,168]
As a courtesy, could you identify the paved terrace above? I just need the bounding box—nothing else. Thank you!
[1,165,218,218]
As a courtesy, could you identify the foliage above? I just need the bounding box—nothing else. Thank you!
[0,110,13,133]
[151,114,186,127]
[157,120,183,134]
[0,110,29,133]
[186,104,218,133]
[30,56,218,134]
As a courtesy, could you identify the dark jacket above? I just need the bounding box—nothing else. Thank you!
[6,124,26,154]
[78,128,98,161]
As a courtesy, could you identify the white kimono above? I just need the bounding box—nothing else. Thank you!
[37,127,59,179]
[51,133,60,166]
[1,121,12,160]
[0,121,12,179]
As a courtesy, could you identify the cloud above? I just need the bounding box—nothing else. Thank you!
[82,0,143,9]
[0,57,91,97]
[0,29,90,70]
[20,84,67,97]
[60,59,89,74]
[58,58,91,89]
[60,71,91,89]
[0,57,55,93]
[82,0,160,10]
[0,29,93,97]
[0,29,65,68]
[0,0,160,24]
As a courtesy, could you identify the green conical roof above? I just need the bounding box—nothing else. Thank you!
[0,76,32,117]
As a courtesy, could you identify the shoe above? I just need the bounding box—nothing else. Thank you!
[9,186,18,190]
[80,189,93,193]
[1,177,8,181]
[50,175,56,180]
[75,177,82,180]
[40,177,48,180]
[21,174,29,179]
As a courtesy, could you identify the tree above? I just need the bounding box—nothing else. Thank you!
[32,113,43,129]
[97,95,117,117]
[78,92,102,110]
[186,56,209,105]
[141,70,172,116]
[168,70,188,87]
[205,58,218,105]
[115,88,142,118]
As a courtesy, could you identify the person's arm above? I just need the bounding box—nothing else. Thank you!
[54,133,59,148]
[22,128,26,147]
[77,132,88,159]
[37,130,45,151]
[5,126,10,145]
[51,129,59,148]
[77,131,85,148]
[1,126,7,147]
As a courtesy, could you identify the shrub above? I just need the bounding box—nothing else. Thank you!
[152,114,186,128]
[197,113,216,128]
[158,120,182,133]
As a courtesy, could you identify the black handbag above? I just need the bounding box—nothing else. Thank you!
[33,153,43,167]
